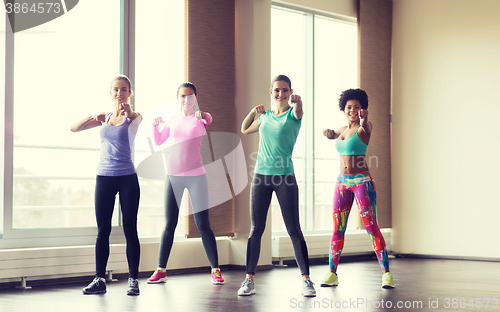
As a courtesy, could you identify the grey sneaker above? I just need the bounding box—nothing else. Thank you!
[127,278,140,296]
[237,277,256,296]
[82,276,106,294]
[302,278,316,297]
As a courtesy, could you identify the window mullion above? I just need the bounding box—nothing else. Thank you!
[2,18,14,237]
[117,0,136,227]
[305,12,315,231]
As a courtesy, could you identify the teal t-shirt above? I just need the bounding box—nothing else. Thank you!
[255,108,302,175]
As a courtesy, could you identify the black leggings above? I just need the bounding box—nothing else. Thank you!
[246,174,309,276]
[95,174,140,279]
[158,174,219,269]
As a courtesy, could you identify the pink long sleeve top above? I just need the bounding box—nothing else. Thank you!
[153,113,212,176]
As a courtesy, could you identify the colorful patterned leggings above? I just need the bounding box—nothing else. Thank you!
[329,172,389,272]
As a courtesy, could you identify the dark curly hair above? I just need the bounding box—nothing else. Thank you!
[338,88,368,111]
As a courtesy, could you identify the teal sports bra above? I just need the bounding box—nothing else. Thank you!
[336,125,368,156]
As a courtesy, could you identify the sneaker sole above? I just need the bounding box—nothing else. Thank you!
[212,281,225,285]
[147,278,167,284]
[382,284,395,289]
[238,289,256,296]
[127,290,140,296]
[320,282,339,287]
[302,292,317,297]
[82,290,106,295]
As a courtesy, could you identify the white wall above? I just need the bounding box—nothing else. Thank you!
[392,0,500,258]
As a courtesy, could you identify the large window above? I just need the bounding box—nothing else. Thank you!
[271,5,358,233]
[134,0,185,238]
[2,1,185,244]
[11,0,121,229]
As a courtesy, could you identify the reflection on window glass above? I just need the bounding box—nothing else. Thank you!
[12,1,120,228]
[270,7,307,232]
[135,0,185,238]
[271,7,358,232]
[314,16,358,231]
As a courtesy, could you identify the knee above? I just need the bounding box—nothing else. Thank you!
[196,221,213,236]
[286,225,305,241]
[97,225,112,239]
[164,220,178,233]
[122,224,138,239]
[248,224,266,239]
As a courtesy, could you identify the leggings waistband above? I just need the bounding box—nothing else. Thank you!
[337,171,372,185]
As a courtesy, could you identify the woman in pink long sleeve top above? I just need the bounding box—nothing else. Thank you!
[146,82,224,285]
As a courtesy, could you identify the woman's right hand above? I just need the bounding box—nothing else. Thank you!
[153,116,165,125]
[92,113,106,123]
[251,105,266,115]
[323,128,334,139]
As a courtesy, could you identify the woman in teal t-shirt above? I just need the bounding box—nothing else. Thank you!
[238,75,316,298]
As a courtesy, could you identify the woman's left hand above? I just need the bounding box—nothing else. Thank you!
[290,94,303,120]
[119,103,132,116]
[195,110,206,119]
[359,109,368,121]
[289,94,302,107]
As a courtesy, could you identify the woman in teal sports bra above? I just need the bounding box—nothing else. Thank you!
[321,88,395,289]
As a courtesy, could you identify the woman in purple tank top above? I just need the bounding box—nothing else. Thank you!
[71,75,143,296]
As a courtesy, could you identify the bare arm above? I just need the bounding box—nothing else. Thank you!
[357,109,372,144]
[323,126,348,140]
[241,105,265,134]
[118,103,142,133]
[290,94,303,120]
[358,109,372,135]
[70,113,107,132]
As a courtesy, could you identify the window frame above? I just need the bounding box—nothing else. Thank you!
[0,0,138,247]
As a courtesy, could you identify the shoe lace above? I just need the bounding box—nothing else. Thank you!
[92,276,103,286]
[304,279,314,288]
[240,278,252,287]
[128,278,139,288]
[213,270,222,278]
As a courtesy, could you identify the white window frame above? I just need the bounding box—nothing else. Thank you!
[0,0,137,248]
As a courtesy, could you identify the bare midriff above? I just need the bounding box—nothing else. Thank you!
[340,155,369,175]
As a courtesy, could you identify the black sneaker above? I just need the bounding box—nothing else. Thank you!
[82,277,106,294]
[127,278,140,296]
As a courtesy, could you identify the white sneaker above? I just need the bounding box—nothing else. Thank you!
[302,278,316,297]
[237,277,256,296]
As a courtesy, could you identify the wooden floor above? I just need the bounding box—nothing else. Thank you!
[0,258,499,312]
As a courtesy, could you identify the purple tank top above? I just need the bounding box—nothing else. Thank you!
[97,113,136,176]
